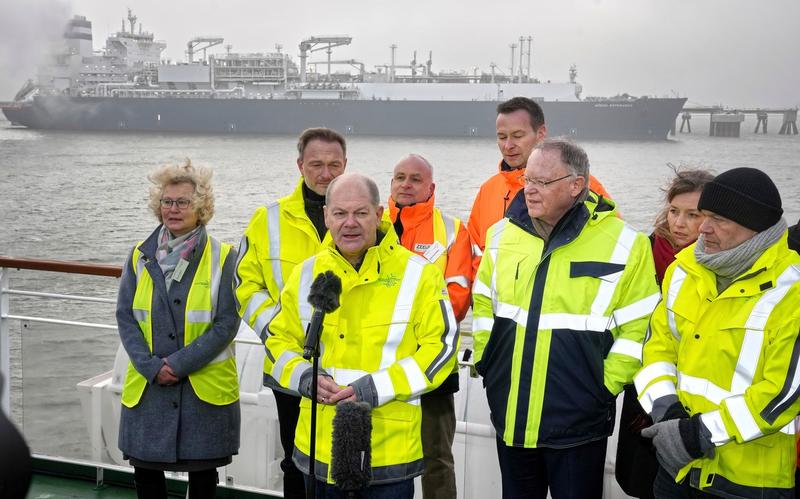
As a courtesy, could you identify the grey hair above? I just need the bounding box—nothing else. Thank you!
[326,173,381,207]
[147,158,215,225]
[535,138,590,183]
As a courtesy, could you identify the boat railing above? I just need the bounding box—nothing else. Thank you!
[0,255,502,498]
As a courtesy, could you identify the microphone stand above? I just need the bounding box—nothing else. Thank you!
[306,324,321,499]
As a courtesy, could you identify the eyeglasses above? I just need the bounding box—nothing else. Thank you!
[160,198,192,209]
[518,173,574,188]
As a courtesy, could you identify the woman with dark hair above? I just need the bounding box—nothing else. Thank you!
[616,166,713,499]
[116,160,240,498]
[650,168,715,283]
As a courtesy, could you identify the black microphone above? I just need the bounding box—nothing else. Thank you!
[331,401,372,493]
[303,270,342,360]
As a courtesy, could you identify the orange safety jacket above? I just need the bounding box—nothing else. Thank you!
[467,161,612,275]
[388,195,472,322]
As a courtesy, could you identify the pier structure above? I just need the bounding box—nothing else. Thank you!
[675,106,799,137]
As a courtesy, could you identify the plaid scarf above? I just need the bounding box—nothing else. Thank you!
[156,225,203,290]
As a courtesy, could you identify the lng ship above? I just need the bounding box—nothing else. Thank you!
[2,11,686,139]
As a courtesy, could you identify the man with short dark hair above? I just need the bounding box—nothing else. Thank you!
[234,127,347,499]
[266,173,458,498]
[637,167,800,498]
[467,97,612,275]
[473,139,658,498]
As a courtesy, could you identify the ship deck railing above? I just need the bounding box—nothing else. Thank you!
[0,255,282,498]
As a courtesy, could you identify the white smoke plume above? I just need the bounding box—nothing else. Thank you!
[0,0,72,101]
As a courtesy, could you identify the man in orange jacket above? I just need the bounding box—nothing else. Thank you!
[388,153,470,499]
[467,97,613,274]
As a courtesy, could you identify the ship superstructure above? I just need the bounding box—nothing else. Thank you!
[3,11,685,139]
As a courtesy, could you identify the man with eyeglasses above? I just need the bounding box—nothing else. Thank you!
[234,127,347,499]
[466,96,613,276]
[472,138,659,498]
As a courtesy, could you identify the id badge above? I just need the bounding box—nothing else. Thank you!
[172,259,189,282]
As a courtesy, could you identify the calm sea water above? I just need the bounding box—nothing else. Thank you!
[1,114,799,460]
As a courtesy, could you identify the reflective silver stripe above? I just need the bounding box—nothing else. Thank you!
[634,361,677,394]
[700,410,731,445]
[187,310,212,323]
[732,265,800,394]
[679,372,731,405]
[495,301,528,327]
[538,313,610,332]
[473,316,495,332]
[210,343,234,363]
[399,357,428,396]
[135,251,146,279]
[471,244,483,257]
[272,349,303,384]
[638,379,677,413]
[445,275,470,288]
[590,224,637,317]
[267,202,284,291]
[441,212,456,251]
[209,237,222,317]
[609,338,643,361]
[288,362,312,393]
[253,306,277,342]
[379,256,425,370]
[472,279,492,299]
[328,367,369,386]
[725,394,763,441]
[666,266,687,341]
[487,220,506,300]
[297,257,316,335]
[426,298,458,380]
[132,309,149,322]
[242,289,270,324]
[781,421,796,435]
[372,369,396,405]
[613,293,660,328]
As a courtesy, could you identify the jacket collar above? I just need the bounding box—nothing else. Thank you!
[388,194,435,226]
[505,188,614,252]
[323,220,402,275]
[675,231,792,298]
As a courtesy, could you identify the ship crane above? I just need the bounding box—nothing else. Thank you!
[298,35,352,82]
[188,37,224,63]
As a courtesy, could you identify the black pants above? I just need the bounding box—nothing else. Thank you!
[274,389,305,499]
[495,436,607,499]
[133,467,217,499]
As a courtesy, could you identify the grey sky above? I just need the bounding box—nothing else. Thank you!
[1,0,798,108]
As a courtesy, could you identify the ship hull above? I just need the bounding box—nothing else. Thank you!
[2,96,686,140]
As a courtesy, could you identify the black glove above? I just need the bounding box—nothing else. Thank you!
[662,401,690,421]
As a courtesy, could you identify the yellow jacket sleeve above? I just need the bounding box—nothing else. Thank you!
[234,207,280,341]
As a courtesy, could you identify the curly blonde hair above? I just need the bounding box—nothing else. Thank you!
[147,159,215,225]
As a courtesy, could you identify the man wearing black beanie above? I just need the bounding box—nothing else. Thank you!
[635,167,800,498]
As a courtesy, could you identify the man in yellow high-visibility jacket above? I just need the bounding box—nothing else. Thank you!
[472,139,659,499]
[266,173,458,498]
[234,128,347,499]
[637,167,800,498]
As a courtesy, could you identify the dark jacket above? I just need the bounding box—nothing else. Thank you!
[116,225,240,464]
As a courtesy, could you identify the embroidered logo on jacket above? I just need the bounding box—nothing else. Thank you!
[377,274,401,288]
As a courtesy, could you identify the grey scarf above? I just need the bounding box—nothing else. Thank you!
[694,218,787,292]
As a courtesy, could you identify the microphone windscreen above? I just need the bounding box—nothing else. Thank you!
[308,270,342,314]
[331,401,372,490]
